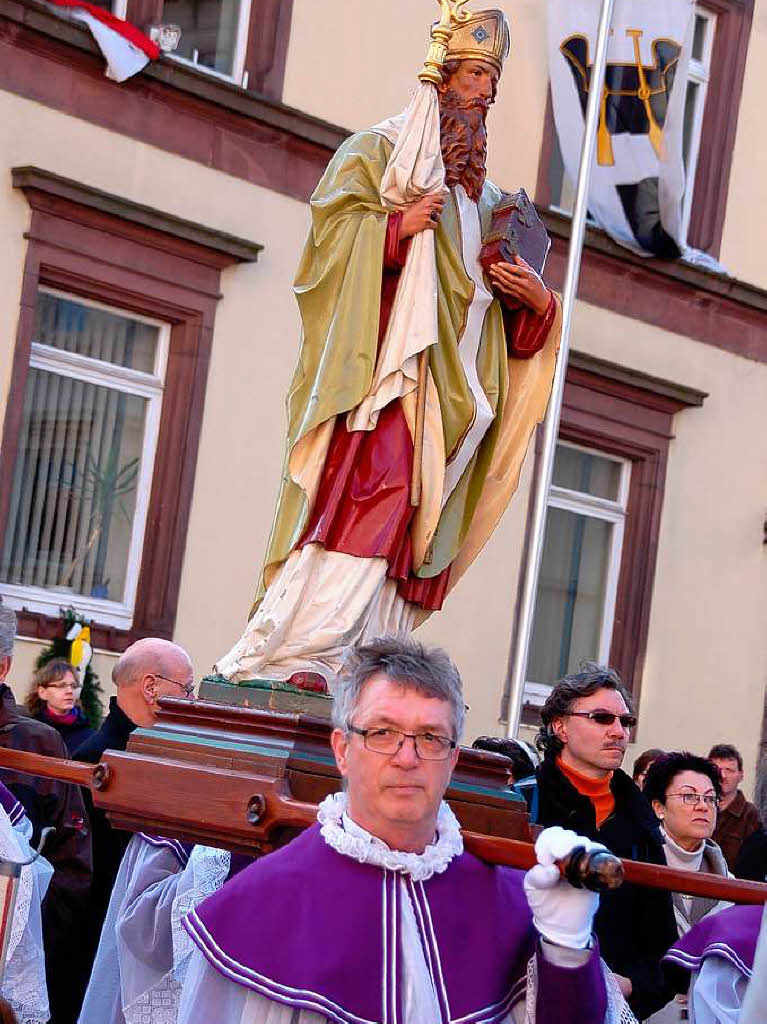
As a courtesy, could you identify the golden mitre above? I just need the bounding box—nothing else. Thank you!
[445,9,511,73]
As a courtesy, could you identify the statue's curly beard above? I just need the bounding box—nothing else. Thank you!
[438,90,489,203]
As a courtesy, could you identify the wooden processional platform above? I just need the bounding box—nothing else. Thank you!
[109,680,534,854]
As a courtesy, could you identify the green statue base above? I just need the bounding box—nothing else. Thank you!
[199,674,333,720]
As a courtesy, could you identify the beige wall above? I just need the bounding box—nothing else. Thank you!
[421,297,767,791]
[559,303,767,791]
[719,0,767,287]
[1,13,766,793]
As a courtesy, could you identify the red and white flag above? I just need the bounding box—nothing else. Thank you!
[45,1,159,82]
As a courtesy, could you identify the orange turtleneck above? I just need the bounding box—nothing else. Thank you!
[558,757,615,828]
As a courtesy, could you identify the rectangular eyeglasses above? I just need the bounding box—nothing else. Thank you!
[348,726,456,761]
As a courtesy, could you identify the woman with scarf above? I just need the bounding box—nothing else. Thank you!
[24,660,93,755]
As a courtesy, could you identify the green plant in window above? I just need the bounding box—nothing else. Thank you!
[61,444,140,598]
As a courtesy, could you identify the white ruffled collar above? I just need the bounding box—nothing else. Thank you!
[317,791,463,881]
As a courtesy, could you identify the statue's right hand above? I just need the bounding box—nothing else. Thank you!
[400,194,445,239]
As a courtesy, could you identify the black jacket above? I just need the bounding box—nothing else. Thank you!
[734,827,767,882]
[73,696,137,764]
[0,684,92,1024]
[34,705,94,756]
[536,757,679,1020]
[73,697,139,998]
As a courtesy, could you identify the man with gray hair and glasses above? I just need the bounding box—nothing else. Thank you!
[535,664,679,1020]
[0,602,92,1024]
[177,636,632,1024]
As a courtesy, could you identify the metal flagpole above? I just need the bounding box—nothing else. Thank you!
[506,0,617,739]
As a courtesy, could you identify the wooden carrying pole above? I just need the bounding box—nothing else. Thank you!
[1,746,766,906]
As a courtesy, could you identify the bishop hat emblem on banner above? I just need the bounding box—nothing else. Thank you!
[547,0,695,258]
[560,30,682,167]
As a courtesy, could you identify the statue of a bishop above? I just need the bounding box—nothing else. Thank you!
[216,5,561,690]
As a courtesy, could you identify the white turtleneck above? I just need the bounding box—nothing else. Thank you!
[661,827,706,874]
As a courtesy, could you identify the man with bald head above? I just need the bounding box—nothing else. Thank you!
[74,637,194,1009]
[75,637,194,759]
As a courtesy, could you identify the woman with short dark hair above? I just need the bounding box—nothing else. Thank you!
[643,752,731,1023]
[24,661,93,756]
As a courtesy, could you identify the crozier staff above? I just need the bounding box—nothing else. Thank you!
[177,636,633,1024]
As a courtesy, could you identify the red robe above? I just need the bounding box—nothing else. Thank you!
[299,213,556,611]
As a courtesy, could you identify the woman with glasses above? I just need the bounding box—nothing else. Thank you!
[24,659,94,755]
[642,751,731,1023]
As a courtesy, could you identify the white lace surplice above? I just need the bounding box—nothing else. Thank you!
[177,794,636,1024]
[0,810,52,1024]
[78,836,231,1024]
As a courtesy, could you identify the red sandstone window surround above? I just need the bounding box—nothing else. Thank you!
[505,355,707,723]
[0,167,260,652]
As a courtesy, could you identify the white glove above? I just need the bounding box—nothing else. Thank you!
[523,826,605,949]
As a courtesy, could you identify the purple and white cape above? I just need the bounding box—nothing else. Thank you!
[180,795,614,1024]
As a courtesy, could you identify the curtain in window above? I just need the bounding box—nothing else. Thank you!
[528,507,612,685]
[1,299,148,603]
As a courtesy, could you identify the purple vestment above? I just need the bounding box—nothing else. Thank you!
[183,822,606,1024]
[0,780,26,828]
[137,832,193,867]
[664,903,762,981]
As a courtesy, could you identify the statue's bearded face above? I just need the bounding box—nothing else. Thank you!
[438,60,498,203]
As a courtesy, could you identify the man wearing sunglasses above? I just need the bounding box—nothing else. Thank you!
[177,637,633,1024]
[535,665,679,1021]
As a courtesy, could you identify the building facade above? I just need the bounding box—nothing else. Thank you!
[0,0,765,785]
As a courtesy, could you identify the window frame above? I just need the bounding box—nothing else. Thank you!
[121,0,295,99]
[0,288,171,629]
[506,355,706,724]
[1,166,259,651]
[163,0,253,85]
[547,444,631,665]
[680,6,717,240]
[525,443,630,707]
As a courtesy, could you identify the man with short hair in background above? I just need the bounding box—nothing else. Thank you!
[74,637,195,1013]
[535,665,678,1021]
[0,602,92,1024]
[708,743,761,871]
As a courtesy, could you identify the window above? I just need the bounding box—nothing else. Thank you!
[506,354,706,722]
[681,9,716,238]
[0,291,169,629]
[2,166,260,650]
[164,0,252,83]
[525,444,630,708]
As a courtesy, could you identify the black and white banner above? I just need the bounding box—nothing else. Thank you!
[548,0,695,257]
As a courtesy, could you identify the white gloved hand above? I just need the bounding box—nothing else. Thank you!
[523,826,606,949]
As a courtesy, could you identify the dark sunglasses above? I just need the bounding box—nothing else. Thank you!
[567,710,637,729]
